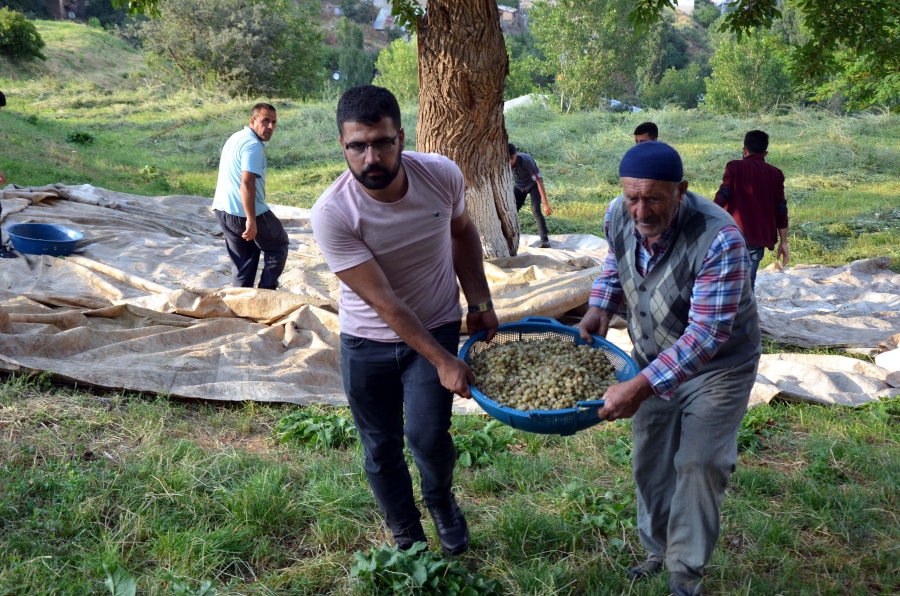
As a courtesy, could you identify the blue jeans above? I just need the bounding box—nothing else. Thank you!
[747,244,765,291]
[340,321,460,535]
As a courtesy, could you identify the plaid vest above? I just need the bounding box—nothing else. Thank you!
[609,191,761,372]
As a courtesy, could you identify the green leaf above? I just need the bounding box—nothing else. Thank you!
[410,560,428,585]
[103,563,136,596]
[458,450,473,467]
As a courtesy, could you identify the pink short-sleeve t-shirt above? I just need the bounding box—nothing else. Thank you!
[311,151,466,341]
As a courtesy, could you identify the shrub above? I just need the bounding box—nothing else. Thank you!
[0,7,46,61]
[87,16,102,29]
[452,420,515,467]
[640,63,707,109]
[276,408,358,449]
[351,542,502,595]
[66,131,95,145]
[137,0,323,98]
[373,35,419,104]
[339,0,375,24]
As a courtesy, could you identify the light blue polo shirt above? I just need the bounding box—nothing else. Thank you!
[212,126,269,217]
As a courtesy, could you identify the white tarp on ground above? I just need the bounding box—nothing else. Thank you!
[755,258,900,350]
[0,184,898,411]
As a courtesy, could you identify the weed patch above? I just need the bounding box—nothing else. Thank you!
[351,542,501,595]
[452,420,515,467]
[276,407,358,449]
[66,130,96,145]
[559,480,636,537]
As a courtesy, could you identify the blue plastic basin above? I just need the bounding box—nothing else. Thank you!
[460,316,639,436]
[5,223,84,257]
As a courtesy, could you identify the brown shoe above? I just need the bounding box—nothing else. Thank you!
[626,555,663,580]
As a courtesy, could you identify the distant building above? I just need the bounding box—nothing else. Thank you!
[498,5,518,22]
[676,0,694,15]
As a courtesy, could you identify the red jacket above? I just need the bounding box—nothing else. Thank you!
[714,153,787,250]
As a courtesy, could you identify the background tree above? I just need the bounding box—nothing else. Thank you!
[416,0,518,257]
[336,17,374,91]
[138,0,322,98]
[530,0,645,111]
[339,0,375,24]
[373,35,419,105]
[504,36,539,100]
[704,22,794,114]
[653,0,897,111]
[692,0,719,29]
[504,31,551,100]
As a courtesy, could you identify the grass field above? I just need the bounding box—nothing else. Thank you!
[2,374,898,595]
[1,20,900,596]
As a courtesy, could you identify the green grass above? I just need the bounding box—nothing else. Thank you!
[1,373,898,594]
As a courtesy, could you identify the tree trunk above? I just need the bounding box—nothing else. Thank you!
[416,0,519,258]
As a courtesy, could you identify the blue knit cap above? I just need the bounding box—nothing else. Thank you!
[618,141,683,182]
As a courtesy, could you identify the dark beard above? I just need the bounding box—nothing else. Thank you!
[349,151,403,190]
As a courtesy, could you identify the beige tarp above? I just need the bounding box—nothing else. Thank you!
[1,184,898,411]
[755,258,900,350]
[0,185,607,408]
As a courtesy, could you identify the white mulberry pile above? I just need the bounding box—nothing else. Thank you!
[470,338,619,411]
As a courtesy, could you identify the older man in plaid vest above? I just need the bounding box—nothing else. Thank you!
[579,141,761,596]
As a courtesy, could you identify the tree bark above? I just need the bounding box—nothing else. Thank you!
[416,0,519,258]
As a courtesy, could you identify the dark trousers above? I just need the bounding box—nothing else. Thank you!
[215,209,289,290]
[747,244,766,291]
[340,321,461,535]
[514,185,549,241]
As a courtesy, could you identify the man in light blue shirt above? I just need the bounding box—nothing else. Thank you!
[212,103,289,290]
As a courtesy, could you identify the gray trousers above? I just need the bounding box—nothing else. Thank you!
[631,357,758,579]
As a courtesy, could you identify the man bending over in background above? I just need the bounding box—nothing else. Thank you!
[508,143,553,248]
[212,103,289,290]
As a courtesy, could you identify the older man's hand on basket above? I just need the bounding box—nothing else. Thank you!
[597,375,654,422]
[578,306,613,343]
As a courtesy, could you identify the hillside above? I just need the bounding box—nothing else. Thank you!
[0,20,143,89]
[2,21,900,271]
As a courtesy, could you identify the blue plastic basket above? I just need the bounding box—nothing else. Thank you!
[5,223,83,257]
[459,316,639,436]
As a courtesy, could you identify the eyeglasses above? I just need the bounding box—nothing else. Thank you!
[343,131,401,156]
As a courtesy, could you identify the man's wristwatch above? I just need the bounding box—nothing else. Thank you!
[467,300,494,314]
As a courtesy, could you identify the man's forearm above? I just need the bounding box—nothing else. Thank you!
[778,227,788,244]
[369,293,455,368]
[536,178,550,205]
[241,181,257,219]
[452,220,492,305]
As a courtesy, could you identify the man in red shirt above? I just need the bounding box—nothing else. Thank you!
[714,130,789,290]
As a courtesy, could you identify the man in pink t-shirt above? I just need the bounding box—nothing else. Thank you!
[311,85,498,556]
